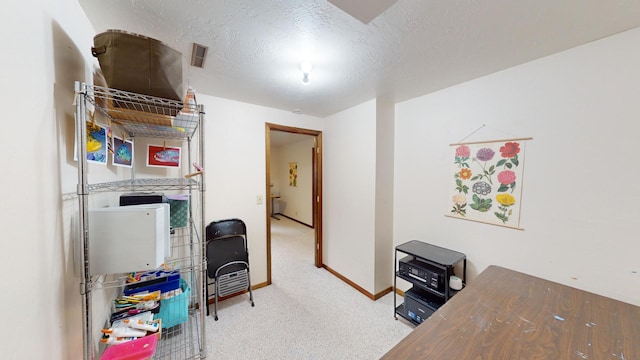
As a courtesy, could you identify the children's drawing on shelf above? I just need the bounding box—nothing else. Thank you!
[112,135,133,168]
[86,121,108,165]
[146,144,181,168]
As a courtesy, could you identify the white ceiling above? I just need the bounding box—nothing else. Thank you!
[270,130,313,147]
[78,0,640,117]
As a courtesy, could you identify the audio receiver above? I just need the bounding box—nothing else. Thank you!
[398,255,444,292]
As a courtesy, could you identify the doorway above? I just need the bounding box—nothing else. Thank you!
[265,123,323,285]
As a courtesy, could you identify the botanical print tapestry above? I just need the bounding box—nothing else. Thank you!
[448,139,527,229]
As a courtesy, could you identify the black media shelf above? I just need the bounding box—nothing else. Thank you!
[393,240,466,325]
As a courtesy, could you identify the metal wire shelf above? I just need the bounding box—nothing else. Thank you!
[92,275,204,359]
[154,313,204,359]
[86,178,201,193]
[82,84,200,140]
[75,81,207,359]
[87,262,203,291]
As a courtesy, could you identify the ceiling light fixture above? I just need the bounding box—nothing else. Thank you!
[300,61,313,85]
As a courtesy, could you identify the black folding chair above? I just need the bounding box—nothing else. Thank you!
[205,218,255,320]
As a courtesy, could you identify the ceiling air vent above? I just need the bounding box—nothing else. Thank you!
[191,43,208,68]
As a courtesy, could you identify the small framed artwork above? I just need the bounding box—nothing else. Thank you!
[289,162,298,187]
[147,144,181,168]
[86,122,108,165]
[112,136,133,168]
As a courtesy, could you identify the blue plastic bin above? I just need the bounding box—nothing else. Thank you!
[123,270,180,296]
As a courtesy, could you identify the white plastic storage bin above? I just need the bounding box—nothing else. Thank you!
[88,203,170,275]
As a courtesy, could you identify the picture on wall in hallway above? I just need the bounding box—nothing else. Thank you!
[446,138,531,230]
[289,162,298,187]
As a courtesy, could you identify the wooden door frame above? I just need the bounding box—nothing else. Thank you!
[265,123,323,285]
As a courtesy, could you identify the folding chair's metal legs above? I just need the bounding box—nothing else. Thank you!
[205,282,209,316]
[211,269,254,321]
[214,279,220,321]
[247,268,255,307]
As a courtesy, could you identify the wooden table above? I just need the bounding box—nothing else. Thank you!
[382,265,640,359]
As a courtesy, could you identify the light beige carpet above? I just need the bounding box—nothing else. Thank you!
[205,216,413,359]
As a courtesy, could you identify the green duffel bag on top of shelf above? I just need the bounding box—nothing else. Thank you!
[92,29,183,101]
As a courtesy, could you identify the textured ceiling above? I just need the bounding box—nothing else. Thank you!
[78,0,640,117]
[327,0,400,24]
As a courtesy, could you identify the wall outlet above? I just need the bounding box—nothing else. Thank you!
[257,195,263,205]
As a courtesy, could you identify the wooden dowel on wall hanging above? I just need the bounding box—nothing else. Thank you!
[444,214,525,230]
[449,137,533,146]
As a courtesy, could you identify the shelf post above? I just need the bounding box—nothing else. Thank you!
[75,81,93,360]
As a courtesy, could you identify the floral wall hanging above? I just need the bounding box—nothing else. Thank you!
[447,138,530,229]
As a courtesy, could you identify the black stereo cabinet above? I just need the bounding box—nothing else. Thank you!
[394,240,466,325]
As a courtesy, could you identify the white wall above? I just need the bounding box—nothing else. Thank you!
[394,28,640,305]
[0,0,96,358]
[199,94,323,286]
[273,137,315,225]
[323,100,378,292]
[270,145,283,210]
[374,99,395,294]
